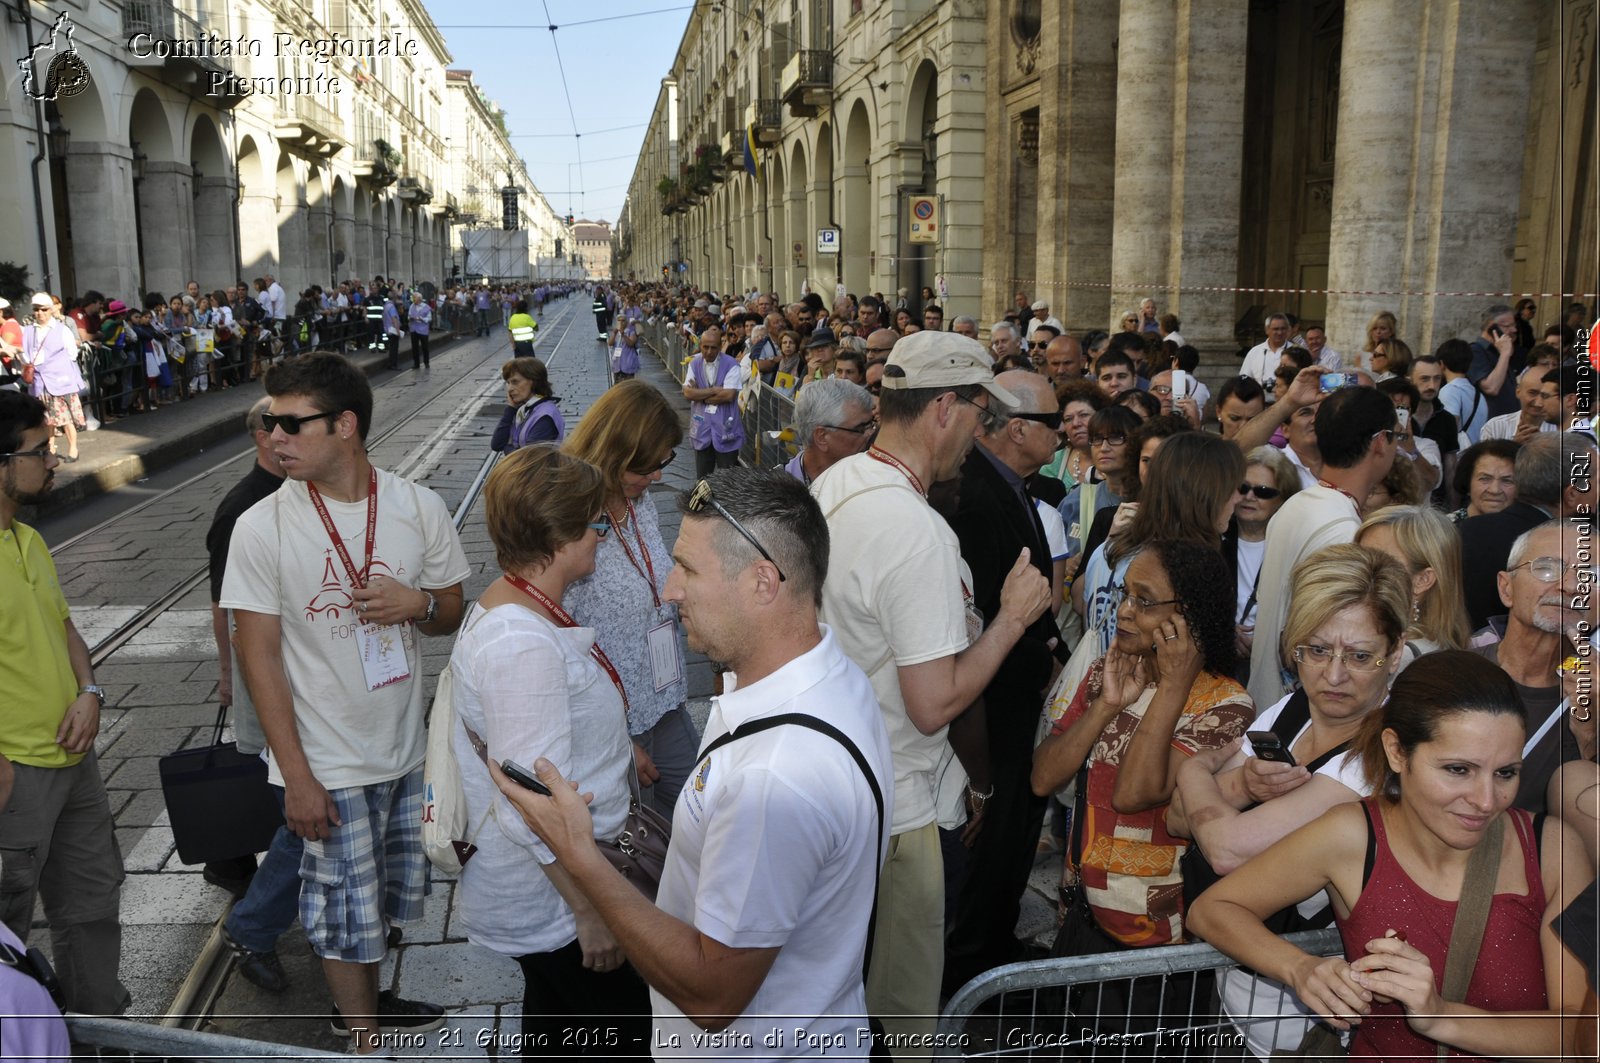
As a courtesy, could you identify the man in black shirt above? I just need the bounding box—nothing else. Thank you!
[201,398,296,992]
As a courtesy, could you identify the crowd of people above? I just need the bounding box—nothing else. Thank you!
[1,272,1596,1062]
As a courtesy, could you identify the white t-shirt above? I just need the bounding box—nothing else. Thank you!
[812,452,967,835]
[1035,499,1070,562]
[1246,486,1360,711]
[1221,694,1370,1060]
[1240,341,1287,394]
[1234,535,1268,627]
[220,469,471,789]
[450,603,633,957]
[1280,443,1319,491]
[652,627,892,1058]
[1479,411,1557,442]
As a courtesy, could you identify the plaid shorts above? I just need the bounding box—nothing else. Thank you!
[298,769,428,963]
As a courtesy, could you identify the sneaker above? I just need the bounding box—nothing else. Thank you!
[220,925,289,994]
[330,990,446,1037]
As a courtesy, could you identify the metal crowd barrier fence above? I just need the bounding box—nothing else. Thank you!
[65,1015,343,1060]
[640,319,799,471]
[934,927,1344,1060]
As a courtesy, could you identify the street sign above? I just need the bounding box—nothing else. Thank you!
[908,195,938,244]
[816,226,840,255]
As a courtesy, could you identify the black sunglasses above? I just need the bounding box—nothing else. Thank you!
[262,410,340,435]
[1011,410,1064,431]
[686,479,787,581]
[1239,483,1282,500]
[629,449,676,475]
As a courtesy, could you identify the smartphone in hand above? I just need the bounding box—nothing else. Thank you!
[1246,731,1298,766]
[500,758,554,796]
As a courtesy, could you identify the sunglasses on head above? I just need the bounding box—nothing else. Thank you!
[262,410,340,435]
[1238,483,1282,499]
[628,449,676,476]
[686,479,787,581]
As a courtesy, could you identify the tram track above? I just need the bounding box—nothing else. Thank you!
[154,295,588,1035]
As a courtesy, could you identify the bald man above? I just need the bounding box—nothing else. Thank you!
[1044,335,1086,383]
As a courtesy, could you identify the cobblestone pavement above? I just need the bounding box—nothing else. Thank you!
[32,300,1059,1055]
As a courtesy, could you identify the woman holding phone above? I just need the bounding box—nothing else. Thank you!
[448,445,648,1056]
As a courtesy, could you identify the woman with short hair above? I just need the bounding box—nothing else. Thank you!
[1450,439,1520,521]
[491,357,563,453]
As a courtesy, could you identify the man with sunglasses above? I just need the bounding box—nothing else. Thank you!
[811,332,1051,1050]
[1471,519,1589,814]
[221,354,470,1054]
[0,391,130,1016]
[944,371,1070,993]
[785,378,875,486]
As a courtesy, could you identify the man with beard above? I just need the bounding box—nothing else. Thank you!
[0,392,129,1015]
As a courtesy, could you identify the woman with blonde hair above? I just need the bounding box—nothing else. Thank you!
[1356,504,1470,659]
[1228,447,1301,668]
[1360,310,1398,373]
[563,380,693,813]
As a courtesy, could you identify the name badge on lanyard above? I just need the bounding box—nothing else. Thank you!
[648,619,683,692]
[309,470,413,693]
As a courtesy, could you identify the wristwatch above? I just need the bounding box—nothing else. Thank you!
[80,684,106,708]
[419,591,438,624]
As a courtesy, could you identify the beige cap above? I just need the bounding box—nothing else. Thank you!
[881,330,1018,405]
[30,292,52,307]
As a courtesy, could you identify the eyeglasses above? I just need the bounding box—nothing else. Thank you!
[262,410,340,435]
[1238,483,1283,499]
[1292,644,1387,672]
[866,345,895,354]
[824,419,877,435]
[0,445,55,462]
[686,479,787,582]
[1112,583,1179,613]
[1508,556,1600,583]
[955,393,1001,430]
[587,521,611,539]
[1089,434,1128,447]
[628,449,675,476]
[1011,410,1064,431]
[1371,428,1397,444]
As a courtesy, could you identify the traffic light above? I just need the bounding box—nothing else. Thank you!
[565,213,574,227]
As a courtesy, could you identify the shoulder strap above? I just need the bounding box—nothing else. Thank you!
[1435,813,1505,1060]
[700,712,885,975]
[1362,800,1379,888]
[1269,689,1350,775]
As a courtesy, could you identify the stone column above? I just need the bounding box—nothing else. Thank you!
[276,193,310,297]
[1166,0,1249,354]
[238,184,278,279]
[1035,0,1119,335]
[192,176,237,292]
[938,10,988,327]
[385,202,405,281]
[65,143,141,297]
[1108,0,1177,327]
[1325,0,1538,356]
[334,213,357,280]
[306,202,333,288]
[136,163,197,298]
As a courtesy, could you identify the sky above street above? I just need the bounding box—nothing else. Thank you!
[421,0,694,226]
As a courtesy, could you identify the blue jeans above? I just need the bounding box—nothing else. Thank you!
[223,787,303,953]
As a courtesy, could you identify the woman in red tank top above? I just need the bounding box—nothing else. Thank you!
[1190,652,1593,1060]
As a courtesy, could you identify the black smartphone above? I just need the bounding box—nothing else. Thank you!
[1488,324,1504,339]
[1246,731,1298,767]
[500,758,553,796]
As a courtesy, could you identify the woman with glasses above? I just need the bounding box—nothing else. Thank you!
[1031,539,1253,1045]
[1356,505,1470,663]
[1227,447,1300,669]
[563,380,693,814]
[1190,650,1593,1062]
[1169,543,1410,1058]
[448,445,650,1054]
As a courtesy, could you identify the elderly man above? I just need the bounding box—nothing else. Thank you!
[811,332,1050,1054]
[1470,519,1589,813]
[784,378,875,486]
[1240,312,1293,395]
[1303,325,1342,369]
[951,316,979,341]
[1149,368,1202,429]
[1024,300,1064,344]
[1482,364,1559,442]
[989,321,1023,365]
[1469,303,1522,419]
[1043,334,1086,384]
[944,370,1068,992]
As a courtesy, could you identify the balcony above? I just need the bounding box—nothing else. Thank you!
[122,1,246,107]
[780,50,833,118]
[275,96,344,158]
[720,129,747,168]
[746,98,782,146]
[353,138,400,187]
[397,176,433,205]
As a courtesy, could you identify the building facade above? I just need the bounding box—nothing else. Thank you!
[573,219,611,280]
[614,0,1597,362]
[1,0,568,302]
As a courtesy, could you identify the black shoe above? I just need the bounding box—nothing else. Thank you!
[220,925,289,993]
[202,858,256,898]
[330,990,446,1036]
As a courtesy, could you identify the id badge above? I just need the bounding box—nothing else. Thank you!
[648,619,683,692]
[358,622,412,691]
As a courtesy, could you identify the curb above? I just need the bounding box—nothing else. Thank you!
[28,333,466,520]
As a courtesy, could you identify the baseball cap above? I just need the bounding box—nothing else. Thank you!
[805,326,838,349]
[31,292,52,308]
[1031,299,1049,311]
[881,331,1018,405]
[0,298,8,311]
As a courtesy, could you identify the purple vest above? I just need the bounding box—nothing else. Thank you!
[689,354,745,452]
[510,398,565,449]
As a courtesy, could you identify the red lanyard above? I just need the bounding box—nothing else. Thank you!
[1316,478,1362,512]
[868,445,926,496]
[308,468,378,590]
[504,573,629,711]
[607,501,660,608]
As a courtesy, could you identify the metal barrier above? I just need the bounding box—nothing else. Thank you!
[934,928,1344,1060]
[65,1015,343,1060]
[640,318,799,471]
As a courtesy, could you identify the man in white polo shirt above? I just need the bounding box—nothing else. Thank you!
[491,469,892,1058]
[811,331,1052,1055]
